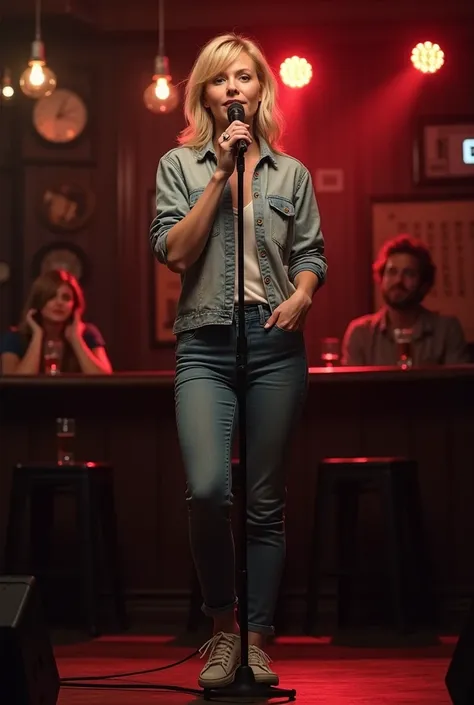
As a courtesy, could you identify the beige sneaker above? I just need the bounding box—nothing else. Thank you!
[248,644,279,685]
[198,632,240,688]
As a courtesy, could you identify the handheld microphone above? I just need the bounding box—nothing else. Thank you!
[226,101,248,154]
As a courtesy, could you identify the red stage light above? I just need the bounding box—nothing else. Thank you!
[411,41,444,73]
[280,56,312,88]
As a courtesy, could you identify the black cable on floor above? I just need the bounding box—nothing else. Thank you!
[59,646,200,681]
[59,681,202,696]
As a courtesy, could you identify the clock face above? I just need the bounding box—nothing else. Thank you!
[32,242,89,283]
[33,89,88,144]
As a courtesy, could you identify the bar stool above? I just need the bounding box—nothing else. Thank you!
[3,462,127,637]
[305,456,435,634]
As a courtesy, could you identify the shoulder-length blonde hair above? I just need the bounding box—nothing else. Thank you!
[178,33,284,151]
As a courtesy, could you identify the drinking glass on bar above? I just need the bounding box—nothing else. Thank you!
[44,339,63,376]
[56,418,75,465]
[321,337,340,367]
[393,328,413,369]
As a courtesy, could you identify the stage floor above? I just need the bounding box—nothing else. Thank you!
[54,633,455,704]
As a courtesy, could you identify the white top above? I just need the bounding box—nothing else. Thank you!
[233,201,267,304]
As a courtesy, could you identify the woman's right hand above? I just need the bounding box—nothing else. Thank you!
[215,121,253,176]
[26,309,43,337]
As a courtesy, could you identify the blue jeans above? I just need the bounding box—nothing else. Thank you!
[174,304,308,635]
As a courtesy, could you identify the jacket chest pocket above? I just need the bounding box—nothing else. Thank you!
[189,188,219,238]
[268,195,294,249]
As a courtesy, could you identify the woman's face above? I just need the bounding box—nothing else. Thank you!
[40,284,75,325]
[203,51,262,133]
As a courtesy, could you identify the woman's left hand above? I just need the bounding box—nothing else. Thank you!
[264,290,312,332]
[65,309,85,342]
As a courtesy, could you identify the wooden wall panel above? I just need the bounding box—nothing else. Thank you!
[1,23,474,370]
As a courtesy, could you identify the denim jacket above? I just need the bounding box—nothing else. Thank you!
[150,138,327,334]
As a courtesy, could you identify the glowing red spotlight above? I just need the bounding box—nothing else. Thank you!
[280,56,312,88]
[411,41,444,73]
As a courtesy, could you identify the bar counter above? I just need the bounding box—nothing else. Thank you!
[1,366,473,626]
[2,364,474,387]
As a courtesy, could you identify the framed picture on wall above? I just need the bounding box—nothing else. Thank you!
[38,182,95,233]
[413,116,474,185]
[149,190,182,345]
[371,195,474,341]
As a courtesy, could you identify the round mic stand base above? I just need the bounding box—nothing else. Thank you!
[203,665,296,701]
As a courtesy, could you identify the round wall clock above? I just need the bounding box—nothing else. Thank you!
[33,88,88,144]
[39,183,95,233]
[32,242,89,283]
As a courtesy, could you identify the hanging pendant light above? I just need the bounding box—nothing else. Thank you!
[143,0,179,114]
[1,68,15,101]
[20,0,57,99]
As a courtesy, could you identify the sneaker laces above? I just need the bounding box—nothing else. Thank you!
[199,632,238,669]
[249,644,273,668]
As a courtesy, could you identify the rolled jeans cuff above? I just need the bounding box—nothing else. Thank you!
[201,602,275,635]
[201,598,238,617]
[248,621,275,636]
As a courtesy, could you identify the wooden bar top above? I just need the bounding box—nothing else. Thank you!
[0,364,473,388]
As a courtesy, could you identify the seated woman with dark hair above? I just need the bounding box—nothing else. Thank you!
[1,269,112,375]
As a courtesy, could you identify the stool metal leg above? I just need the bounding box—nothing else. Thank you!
[78,477,99,637]
[99,480,128,630]
[30,485,55,576]
[381,468,406,631]
[305,469,331,634]
[402,466,437,626]
[4,473,29,573]
[336,483,359,629]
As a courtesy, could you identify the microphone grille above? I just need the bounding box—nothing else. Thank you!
[227,102,245,122]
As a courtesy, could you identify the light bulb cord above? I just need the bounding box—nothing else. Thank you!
[158,0,164,57]
[35,0,42,41]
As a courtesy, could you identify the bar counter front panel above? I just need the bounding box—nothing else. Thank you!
[1,367,473,624]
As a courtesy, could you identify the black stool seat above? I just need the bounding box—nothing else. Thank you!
[305,456,435,634]
[3,462,127,636]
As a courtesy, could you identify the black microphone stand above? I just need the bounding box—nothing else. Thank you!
[203,144,296,702]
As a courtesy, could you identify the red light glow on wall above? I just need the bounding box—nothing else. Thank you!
[280,56,313,88]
